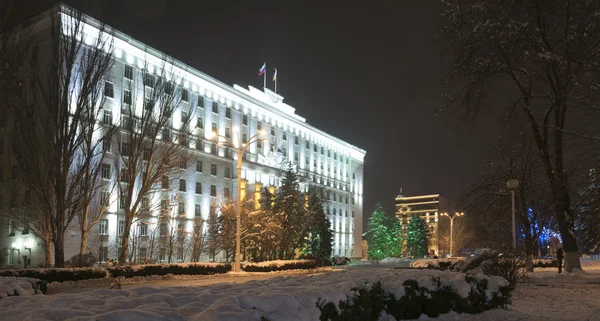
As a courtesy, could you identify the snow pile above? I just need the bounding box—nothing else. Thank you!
[242,260,313,268]
[379,257,414,264]
[411,258,465,269]
[0,269,512,320]
[0,277,45,299]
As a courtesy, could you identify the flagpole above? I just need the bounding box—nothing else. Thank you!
[274,68,277,93]
[263,63,266,89]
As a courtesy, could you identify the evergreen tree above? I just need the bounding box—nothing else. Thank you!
[388,215,404,258]
[206,202,220,262]
[405,216,430,258]
[367,203,395,260]
[304,186,333,263]
[272,166,308,259]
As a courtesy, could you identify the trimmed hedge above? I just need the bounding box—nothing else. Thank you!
[108,263,231,278]
[0,268,108,283]
[242,260,317,272]
[318,276,511,321]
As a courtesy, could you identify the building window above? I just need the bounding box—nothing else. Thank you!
[118,220,124,235]
[160,223,167,237]
[102,137,110,153]
[225,126,231,138]
[195,182,202,194]
[225,107,231,118]
[294,152,299,162]
[197,116,204,128]
[282,132,287,141]
[123,89,132,105]
[103,109,112,124]
[182,89,189,102]
[99,219,108,235]
[242,132,247,143]
[224,167,231,178]
[210,185,217,197]
[224,187,230,198]
[212,122,217,134]
[195,204,201,216]
[22,224,29,235]
[294,136,299,145]
[179,179,186,192]
[196,159,203,172]
[121,141,130,156]
[257,122,262,130]
[271,127,275,136]
[139,247,147,262]
[101,164,111,179]
[353,172,356,180]
[242,115,248,125]
[306,141,310,149]
[305,156,309,166]
[161,176,169,189]
[181,110,189,124]
[314,144,317,152]
[178,201,185,215]
[8,220,15,236]
[99,247,108,262]
[144,73,155,88]
[197,96,204,107]
[257,140,262,149]
[179,158,187,170]
[139,223,148,236]
[210,143,217,155]
[144,98,153,110]
[212,101,218,113]
[104,81,114,98]
[124,65,133,80]
[211,164,217,176]
[120,191,128,208]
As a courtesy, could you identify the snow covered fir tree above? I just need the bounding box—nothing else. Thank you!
[366,203,403,260]
[405,216,430,259]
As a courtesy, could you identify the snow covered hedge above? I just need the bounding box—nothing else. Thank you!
[411,258,465,270]
[242,260,316,272]
[0,267,108,283]
[108,262,231,278]
[0,277,47,299]
[318,273,511,320]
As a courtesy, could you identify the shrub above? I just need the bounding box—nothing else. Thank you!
[108,263,231,278]
[481,256,527,291]
[65,253,97,268]
[0,268,108,283]
[318,276,511,321]
[242,260,317,272]
[332,256,350,266]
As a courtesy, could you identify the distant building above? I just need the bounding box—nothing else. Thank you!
[395,192,449,256]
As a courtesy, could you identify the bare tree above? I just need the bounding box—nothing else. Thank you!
[440,0,600,270]
[3,7,114,267]
[190,217,206,262]
[113,59,193,265]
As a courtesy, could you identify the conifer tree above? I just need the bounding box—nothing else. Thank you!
[405,216,430,258]
[304,186,333,263]
[367,203,395,260]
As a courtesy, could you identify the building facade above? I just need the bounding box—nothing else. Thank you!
[395,193,449,256]
[0,6,365,267]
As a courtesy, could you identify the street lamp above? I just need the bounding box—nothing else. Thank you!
[507,179,519,254]
[210,129,267,272]
[440,212,464,257]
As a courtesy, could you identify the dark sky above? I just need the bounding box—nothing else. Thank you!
[9,0,498,221]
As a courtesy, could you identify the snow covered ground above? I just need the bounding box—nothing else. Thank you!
[0,269,508,321]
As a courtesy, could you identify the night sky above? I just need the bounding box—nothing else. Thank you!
[10,0,499,222]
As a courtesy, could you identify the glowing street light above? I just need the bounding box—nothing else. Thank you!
[440,212,464,257]
[211,129,267,272]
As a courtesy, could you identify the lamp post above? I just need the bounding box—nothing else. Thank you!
[211,128,267,272]
[440,212,464,257]
[507,179,520,254]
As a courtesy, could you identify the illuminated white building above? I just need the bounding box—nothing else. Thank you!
[0,5,365,267]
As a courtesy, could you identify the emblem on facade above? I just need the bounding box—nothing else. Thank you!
[257,151,294,171]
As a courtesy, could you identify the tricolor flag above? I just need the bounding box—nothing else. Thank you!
[258,63,266,76]
[273,68,277,81]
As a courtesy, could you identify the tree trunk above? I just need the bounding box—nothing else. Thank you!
[79,229,89,266]
[119,213,133,265]
[552,180,581,272]
[79,201,90,266]
[44,238,53,268]
[54,231,65,268]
